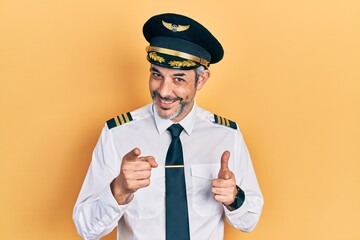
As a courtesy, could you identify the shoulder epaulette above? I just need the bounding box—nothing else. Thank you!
[106,112,133,129]
[214,114,237,130]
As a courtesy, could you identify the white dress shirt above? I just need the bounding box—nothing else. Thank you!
[73,103,263,240]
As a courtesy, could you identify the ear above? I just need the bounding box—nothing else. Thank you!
[196,69,211,90]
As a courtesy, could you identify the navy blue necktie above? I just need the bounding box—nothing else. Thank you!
[165,124,190,240]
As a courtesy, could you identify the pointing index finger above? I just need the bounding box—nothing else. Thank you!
[123,148,158,168]
[138,156,158,168]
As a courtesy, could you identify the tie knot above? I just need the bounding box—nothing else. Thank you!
[167,124,184,138]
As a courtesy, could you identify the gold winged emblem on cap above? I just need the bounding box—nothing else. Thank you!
[162,20,190,32]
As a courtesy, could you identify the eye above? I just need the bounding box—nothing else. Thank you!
[174,77,185,82]
[151,72,162,78]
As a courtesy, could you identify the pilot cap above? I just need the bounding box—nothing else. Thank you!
[143,13,224,70]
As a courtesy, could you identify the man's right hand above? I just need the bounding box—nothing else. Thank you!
[111,148,158,205]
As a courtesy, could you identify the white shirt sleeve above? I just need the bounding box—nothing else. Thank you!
[73,126,128,240]
[224,129,264,232]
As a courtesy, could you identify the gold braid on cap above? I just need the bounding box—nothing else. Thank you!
[146,46,210,68]
[149,52,165,63]
[169,60,196,67]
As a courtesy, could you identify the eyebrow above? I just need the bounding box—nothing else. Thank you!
[173,73,186,77]
[150,66,187,77]
[150,67,160,73]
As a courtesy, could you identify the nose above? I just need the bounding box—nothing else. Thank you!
[157,78,173,98]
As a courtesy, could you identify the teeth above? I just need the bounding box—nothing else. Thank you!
[160,99,175,104]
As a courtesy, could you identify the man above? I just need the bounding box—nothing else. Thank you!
[73,13,263,240]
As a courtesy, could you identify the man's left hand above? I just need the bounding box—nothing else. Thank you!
[211,151,237,205]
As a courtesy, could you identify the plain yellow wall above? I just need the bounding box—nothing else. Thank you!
[1,0,359,239]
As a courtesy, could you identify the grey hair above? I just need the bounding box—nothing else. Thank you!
[194,65,205,84]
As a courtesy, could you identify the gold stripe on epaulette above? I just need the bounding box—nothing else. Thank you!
[123,113,130,123]
[214,114,238,130]
[106,112,134,130]
[118,115,124,125]
[114,116,120,126]
[225,118,230,127]
[117,115,122,125]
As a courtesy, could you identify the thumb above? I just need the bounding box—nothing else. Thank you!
[220,150,230,172]
[218,151,231,179]
[123,148,141,161]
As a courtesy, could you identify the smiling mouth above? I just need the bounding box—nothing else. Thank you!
[159,98,177,104]
[157,97,179,109]
[152,91,182,108]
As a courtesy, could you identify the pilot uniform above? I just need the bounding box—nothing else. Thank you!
[73,13,263,240]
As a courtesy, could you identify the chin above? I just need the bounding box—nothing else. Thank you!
[155,104,182,120]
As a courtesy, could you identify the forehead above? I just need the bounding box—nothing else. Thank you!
[150,64,194,76]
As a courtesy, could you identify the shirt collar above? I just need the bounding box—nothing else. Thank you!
[153,101,197,136]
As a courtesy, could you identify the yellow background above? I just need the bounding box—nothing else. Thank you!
[1,0,359,239]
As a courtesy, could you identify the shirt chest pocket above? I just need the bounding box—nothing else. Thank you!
[190,164,223,216]
[126,167,165,220]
